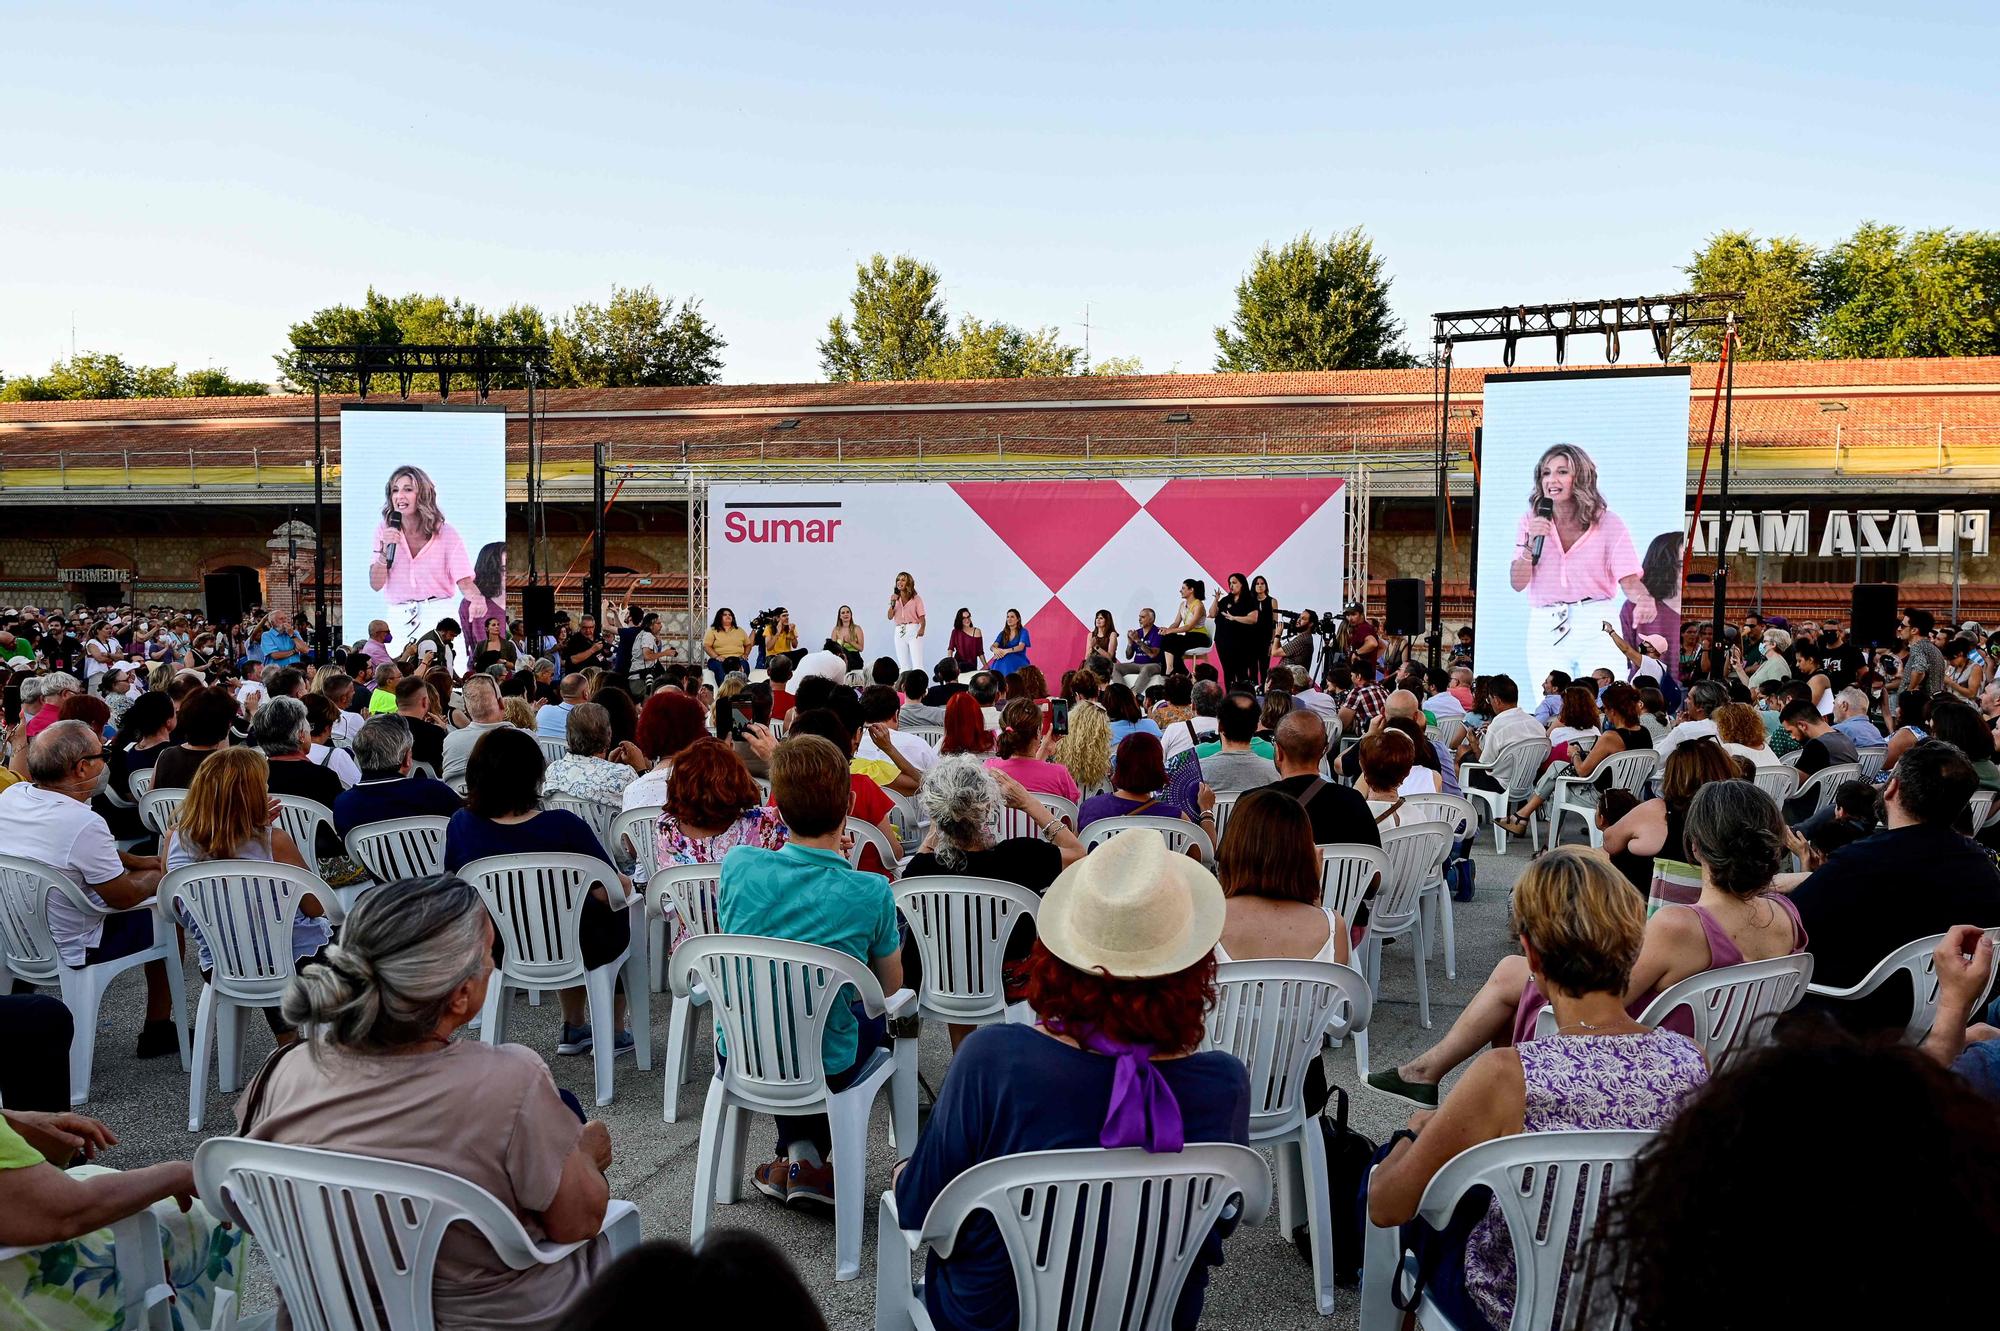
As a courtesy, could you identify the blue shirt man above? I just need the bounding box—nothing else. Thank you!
[258,621,302,667]
[536,701,574,740]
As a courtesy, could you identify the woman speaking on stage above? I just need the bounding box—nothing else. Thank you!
[887,571,927,671]
[368,464,475,645]
[1510,443,1650,685]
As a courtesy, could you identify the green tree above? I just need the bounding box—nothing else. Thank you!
[1089,354,1146,376]
[819,254,950,381]
[275,288,557,392]
[1213,228,1416,372]
[1815,223,2000,359]
[0,352,266,401]
[1679,230,1822,361]
[918,317,1082,380]
[551,285,726,387]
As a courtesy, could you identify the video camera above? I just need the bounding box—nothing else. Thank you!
[750,606,787,634]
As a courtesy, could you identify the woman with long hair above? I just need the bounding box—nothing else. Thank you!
[657,737,787,868]
[1215,788,1350,965]
[457,541,508,648]
[947,607,984,672]
[939,692,993,757]
[985,698,1082,801]
[1051,698,1113,798]
[1086,610,1117,665]
[1157,578,1210,675]
[702,608,751,682]
[987,608,1032,678]
[887,571,928,672]
[1101,681,1161,746]
[891,831,1249,1331]
[1250,575,1278,687]
[476,614,515,669]
[1209,572,1259,688]
[367,464,476,646]
[1509,443,1648,685]
[827,604,865,671]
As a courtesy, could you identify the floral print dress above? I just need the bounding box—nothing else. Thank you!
[655,805,789,945]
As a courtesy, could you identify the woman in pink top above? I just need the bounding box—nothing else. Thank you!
[1509,443,1647,685]
[368,465,476,648]
[984,698,1082,802]
[888,570,928,672]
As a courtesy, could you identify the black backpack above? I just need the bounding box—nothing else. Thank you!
[1291,1085,1379,1286]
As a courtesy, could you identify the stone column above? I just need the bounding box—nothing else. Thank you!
[265,520,317,619]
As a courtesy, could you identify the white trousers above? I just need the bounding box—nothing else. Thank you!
[1525,599,1627,686]
[893,622,926,671]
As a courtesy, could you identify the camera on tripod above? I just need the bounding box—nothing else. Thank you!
[750,606,787,634]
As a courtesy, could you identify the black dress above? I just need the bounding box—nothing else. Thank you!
[1251,595,1277,686]
[1214,592,1260,688]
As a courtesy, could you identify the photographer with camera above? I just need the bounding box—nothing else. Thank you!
[1278,608,1323,677]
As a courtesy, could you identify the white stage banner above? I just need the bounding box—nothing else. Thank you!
[339,404,508,661]
[708,478,1346,673]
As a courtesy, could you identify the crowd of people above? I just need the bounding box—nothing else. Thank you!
[4,592,1999,1331]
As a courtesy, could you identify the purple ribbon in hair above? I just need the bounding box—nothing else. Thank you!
[1048,1020,1186,1152]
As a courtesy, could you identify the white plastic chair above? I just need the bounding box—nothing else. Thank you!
[613,803,672,990]
[845,816,904,880]
[1752,766,1800,803]
[1432,716,1466,751]
[1317,844,1388,1078]
[894,875,1041,1038]
[1545,748,1658,850]
[1636,952,1816,1066]
[544,793,624,865]
[194,1136,640,1331]
[1397,793,1475,982]
[1460,736,1549,853]
[0,1206,217,1331]
[1359,1130,1651,1331]
[1208,790,1241,844]
[645,863,725,1123]
[992,792,1079,842]
[342,815,451,912]
[0,854,189,1105]
[1792,762,1861,821]
[138,786,188,837]
[166,860,331,1131]
[1807,926,2000,1044]
[1206,960,1372,1316]
[535,735,570,766]
[884,790,925,844]
[674,935,917,1282]
[1081,815,1214,866]
[128,766,157,803]
[1360,822,1453,1029]
[1969,789,1999,835]
[460,852,652,1106]
[875,1144,1272,1331]
[1855,747,1888,781]
[906,725,944,748]
[272,794,336,868]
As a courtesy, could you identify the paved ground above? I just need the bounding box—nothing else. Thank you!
[63,839,1529,1330]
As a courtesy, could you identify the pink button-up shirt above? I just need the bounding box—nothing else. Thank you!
[373,520,472,603]
[1515,507,1640,607]
[892,594,927,626]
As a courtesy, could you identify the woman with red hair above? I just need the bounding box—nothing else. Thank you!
[658,737,786,869]
[937,691,992,757]
[623,689,713,813]
[890,830,1250,1331]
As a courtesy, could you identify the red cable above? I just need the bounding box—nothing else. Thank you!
[555,475,629,591]
[1683,329,1734,576]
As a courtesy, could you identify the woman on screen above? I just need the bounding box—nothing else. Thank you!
[1618,531,1684,684]
[368,464,476,645]
[1509,444,1650,685]
[457,540,508,647]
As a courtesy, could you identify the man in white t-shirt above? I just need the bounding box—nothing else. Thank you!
[858,685,937,780]
[0,720,175,1057]
[1657,680,1729,760]
[234,660,268,716]
[1459,674,1544,793]
[795,648,850,684]
[1162,680,1224,765]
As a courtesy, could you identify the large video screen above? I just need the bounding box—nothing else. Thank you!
[708,478,1346,675]
[1474,368,1690,690]
[339,404,507,663]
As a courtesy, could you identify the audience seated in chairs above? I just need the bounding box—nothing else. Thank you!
[1369,784,1800,1107]
[1050,697,1113,800]
[1214,788,1351,968]
[1788,739,2000,1033]
[331,715,464,838]
[890,829,1250,1331]
[1355,729,1425,827]
[445,726,636,1060]
[1255,710,1380,847]
[623,689,712,813]
[937,692,993,758]
[1576,1021,2000,1331]
[983,698,1082,803]
[1601,737,1738,895]
[785,705,899,875]
[1496,681,1652,835]
[166,746,330,1037]
[147,685,237,791]
[250,696,346,856]
[302,693,361,788]
[719,734,904,1210]
[101,689,175,840]
[0,719,174,1057]
[441,674,515,786]
[394,676,449,773]
[1366,846,1708,1331]
[543,702,645,811]
[656,736,788,868]
[240,874,619,1331]
[1077,731,1214,836]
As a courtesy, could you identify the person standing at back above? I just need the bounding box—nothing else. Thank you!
[718,734,903,1208]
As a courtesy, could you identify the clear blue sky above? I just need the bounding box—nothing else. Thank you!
[4,2,1995,386]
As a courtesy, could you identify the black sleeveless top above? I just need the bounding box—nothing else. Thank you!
[1612,801,1687,895]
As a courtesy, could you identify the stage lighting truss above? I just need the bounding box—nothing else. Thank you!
[1430,292,1742,367]
[291,342,552,399]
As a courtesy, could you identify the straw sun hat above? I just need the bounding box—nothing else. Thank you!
[1036,828,1226,978]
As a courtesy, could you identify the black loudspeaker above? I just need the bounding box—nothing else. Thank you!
[522,584,557,643]
[1384,578,1425,637]
[1851,583,1898,648]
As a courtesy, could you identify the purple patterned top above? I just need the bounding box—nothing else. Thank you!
[1464,1028,1708,1328]
[656,804,788,869]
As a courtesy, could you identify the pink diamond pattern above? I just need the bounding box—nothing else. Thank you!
[1024,598,1089,676]
[1144,478,1344,586]
[952,481,1141,594]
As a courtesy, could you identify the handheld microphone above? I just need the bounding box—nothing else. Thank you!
[1530,497,1553,563]
[383,512,402,569]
